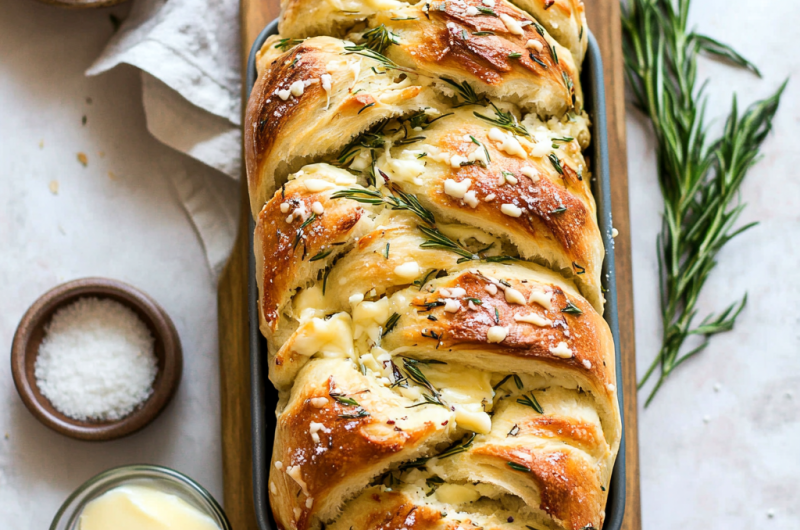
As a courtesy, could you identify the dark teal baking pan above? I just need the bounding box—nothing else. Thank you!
[248,19,625,530]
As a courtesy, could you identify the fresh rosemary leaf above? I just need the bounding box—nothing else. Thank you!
[383,313,400,336]
[440,78,485,106]
[473,103,529,137]
[338,409,370,419]
[310,249,332,262]
[343,45,401,71]
[507,462,531,472]
[274,38,304,51]
[562,301,583,315]
[322,265,332,295]
[293,213,317,249]
[358,102,376,114]
[384,242,390,258]
[508,52,522,60]
[473,31,495,36]
[414,269,441,290]
[399,433,476,470]
[470,135,491,163]
[622,0,785,406]
[529,53,548,69]
[418,225,474,259]
[516,392,543,413]
[330,393,360,407]
[362,24,400,54]
[493,374,512,391]
[426,476,444,495]
[477,6,497,16]
[548,153,564,174]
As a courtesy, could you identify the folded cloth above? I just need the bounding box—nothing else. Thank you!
[87,0,243,276]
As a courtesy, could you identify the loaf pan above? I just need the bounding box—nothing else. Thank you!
[247,19,626,530]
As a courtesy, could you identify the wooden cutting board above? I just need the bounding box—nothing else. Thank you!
[218,1,642,529]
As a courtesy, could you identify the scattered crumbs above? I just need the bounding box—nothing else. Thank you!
[58,224,66,235]
[98,151,105,158]
[77,152,88,167]
[702,416,710,424]
[713,383,721,392]
[611,228,619,238]
[49,180,59,195]
[767,509,775,519]
[786,391,793,399]
[82,115,87,126]
[86,97,93,105]
[108,171,117,180]
[39,139,44,149]
[4,433,8,440]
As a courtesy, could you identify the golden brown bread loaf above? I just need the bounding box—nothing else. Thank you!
[245,1,620,529]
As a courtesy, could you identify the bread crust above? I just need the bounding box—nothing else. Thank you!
[247,4,619,530]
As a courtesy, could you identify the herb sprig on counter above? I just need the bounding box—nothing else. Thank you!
[622,0,786,405]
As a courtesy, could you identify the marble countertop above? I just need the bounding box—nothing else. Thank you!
[0,0,797,528]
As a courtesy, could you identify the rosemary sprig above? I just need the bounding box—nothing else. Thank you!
[343,45,401,71]
[329,392,360,407]
[274,38,304,51]
[402,357,447,408]
[399,433,476,470]
[474,103,530,137]
[309,249,332,262]
[493,373,523,391]
[332,183,502,263]
[622,0,785,406]
[293,213,317,249]
[383,313,401,336]
[362,24,400,54]
[517,392,544,414]
[440,78,486,106]
[507,461,532,473]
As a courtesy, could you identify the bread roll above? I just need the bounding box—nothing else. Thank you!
[246,2,620,529]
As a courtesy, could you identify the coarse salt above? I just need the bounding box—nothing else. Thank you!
[34,297,157,421]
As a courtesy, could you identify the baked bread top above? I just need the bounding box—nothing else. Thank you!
[245,2,619,529]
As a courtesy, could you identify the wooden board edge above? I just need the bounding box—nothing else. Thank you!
[585,2,643,530]
[221,1,642,529]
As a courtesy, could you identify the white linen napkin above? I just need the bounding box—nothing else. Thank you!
[87,0,245,276]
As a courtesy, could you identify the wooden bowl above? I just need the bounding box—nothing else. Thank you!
[10,278,182,441]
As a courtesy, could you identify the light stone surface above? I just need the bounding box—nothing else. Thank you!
[630,1,800,529]
[0,0,798,528]
[0,1,222,528]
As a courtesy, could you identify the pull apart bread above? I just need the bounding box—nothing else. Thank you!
[244,1,620,529]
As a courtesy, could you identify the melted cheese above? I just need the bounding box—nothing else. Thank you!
[352,297,391,343]
[292,313,354,358]
[380,148,427,185]
[424,364,493,433]
[293,285,327,323]
[514,313,552,327]
[489,128,527,158]
[435,483,481,504]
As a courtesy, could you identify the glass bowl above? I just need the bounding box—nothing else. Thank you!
[50,464,231,530]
